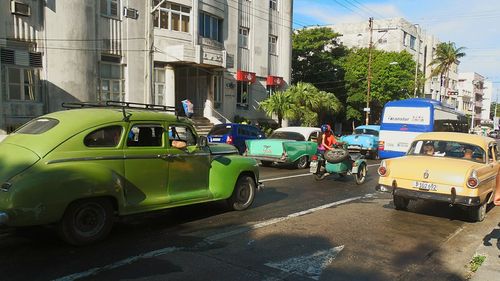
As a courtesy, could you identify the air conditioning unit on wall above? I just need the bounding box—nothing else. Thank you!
[11,1,31,17]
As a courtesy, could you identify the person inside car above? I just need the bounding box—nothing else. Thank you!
[423,142,435,156]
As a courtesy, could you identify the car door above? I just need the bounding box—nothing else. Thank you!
[123,123,169,209]
[166,123,211,202]
[484,143,500,198]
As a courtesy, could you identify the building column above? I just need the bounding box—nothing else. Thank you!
[204,75,214,118]
[165,65,175,108]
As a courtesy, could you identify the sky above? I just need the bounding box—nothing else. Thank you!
[293,0,500,99]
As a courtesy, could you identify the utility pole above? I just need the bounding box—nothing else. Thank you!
[365,17,374,125]
[413,24,420,97]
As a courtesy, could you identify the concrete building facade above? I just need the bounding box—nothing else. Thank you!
[481,80,492,123]
[457,72,485,128]
[327,17,459,108]
[0,0,293,132]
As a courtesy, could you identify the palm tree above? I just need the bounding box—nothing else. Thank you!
[259,90,293,127]
[314,91,343,125]
[429,42,466,100]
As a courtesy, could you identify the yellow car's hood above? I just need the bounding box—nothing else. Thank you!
[385,156,482,186]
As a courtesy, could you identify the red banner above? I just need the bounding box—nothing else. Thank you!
[236,70,256,83]
[266,75,285,86]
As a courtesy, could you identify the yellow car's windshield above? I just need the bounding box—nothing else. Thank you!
[407,140,486,163]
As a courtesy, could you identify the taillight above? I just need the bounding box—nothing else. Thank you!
[311,155,318,161]
[378,160,387,176]
[467,170,479,188]
[226,136,233,144]
[378,141,385,150]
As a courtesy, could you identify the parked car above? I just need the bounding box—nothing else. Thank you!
[245,127,320,169]
[207,123,265,154]
[0,102,261,245]
[376,132,498,222]
[488,130,498,139]
[341,125,380,159]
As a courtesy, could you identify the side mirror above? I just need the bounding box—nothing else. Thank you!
[198,136,208,147]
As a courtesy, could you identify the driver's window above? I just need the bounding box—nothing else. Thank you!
[168,125,196,147]
[489,145,496,162]
[309,132,319,142]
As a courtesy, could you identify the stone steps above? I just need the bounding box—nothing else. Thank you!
[191,116,214,136]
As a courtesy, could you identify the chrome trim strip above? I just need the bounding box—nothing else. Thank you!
[47,153,212,164]
[479,174,496,184]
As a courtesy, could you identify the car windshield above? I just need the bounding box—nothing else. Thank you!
[269,131,305,141]
[354,128,379,136]
[209,125,232,136]
[15,118,59,134]
[407,140,486,163]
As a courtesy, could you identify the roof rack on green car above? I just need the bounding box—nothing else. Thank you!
[61,100,179,121]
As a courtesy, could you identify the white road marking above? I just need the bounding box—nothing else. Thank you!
[265,246,345,280]
[53,247,180,281]
[52,191,376,281]
[367,163,380,167]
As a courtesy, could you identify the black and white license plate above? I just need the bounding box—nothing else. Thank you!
[413,181,437,191]
[309,161,318,173]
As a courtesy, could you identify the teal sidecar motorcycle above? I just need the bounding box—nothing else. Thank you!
[309,147,368,184]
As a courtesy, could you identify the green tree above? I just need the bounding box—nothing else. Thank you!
[259,90,293,127]
[429,42,466,96]
[292,27,349,94]
[343,48,417,124]
[259,82,342,127]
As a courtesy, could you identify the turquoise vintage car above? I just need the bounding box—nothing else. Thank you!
[245,127,320,169]
[341,125,380,159]
[0,102,261,245]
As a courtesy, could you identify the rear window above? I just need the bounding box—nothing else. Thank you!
[209,125,232,136]
[269,131,305,141]
[15,118,59,134]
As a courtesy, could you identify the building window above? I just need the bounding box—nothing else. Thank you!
[409,35,416,50]
[239,27,249,49]
[101,0,119,17]
[269,36,277,55]
[270,0,277,10]
[2,66,40,101]
[152,0,191,33]
[237,81,249,109]
[99,61,124,101]
[199,13,223,42]
[154,68,165,105]
[214,73,223,108]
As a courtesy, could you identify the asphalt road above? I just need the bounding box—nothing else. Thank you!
[0,159,499,281]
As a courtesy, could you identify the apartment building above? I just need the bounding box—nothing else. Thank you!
[326,17,458,107]
[0,0,293,132]
[457,72,485,127]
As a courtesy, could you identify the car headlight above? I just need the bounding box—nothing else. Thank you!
[1,182,12,192]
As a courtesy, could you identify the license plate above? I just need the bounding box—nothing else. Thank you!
[309,161,318,173]
[211,137,221,142]
[413,181,437,191]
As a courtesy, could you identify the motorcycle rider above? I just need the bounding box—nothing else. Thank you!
[317,124,340,156]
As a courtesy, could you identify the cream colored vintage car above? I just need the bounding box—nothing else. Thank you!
[376,132,498,222]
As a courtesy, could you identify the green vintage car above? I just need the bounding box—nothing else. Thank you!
[0,102,261,245]
[245,127,320,169]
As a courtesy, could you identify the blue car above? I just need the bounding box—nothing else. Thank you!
[341,125,380,159]
[208,123,265,154]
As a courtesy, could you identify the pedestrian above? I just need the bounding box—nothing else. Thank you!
[181,99,194,118]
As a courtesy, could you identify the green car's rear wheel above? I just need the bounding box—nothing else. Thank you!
[227,175,256,211]
[58,198,114,246]
[295,155,309,169]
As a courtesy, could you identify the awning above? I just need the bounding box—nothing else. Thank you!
[236,70,256,83]
[266,75,285,86]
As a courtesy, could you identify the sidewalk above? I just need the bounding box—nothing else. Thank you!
[469,214,500,280]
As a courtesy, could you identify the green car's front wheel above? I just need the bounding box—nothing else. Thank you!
[58,198,114,246]
[227,175,256,211]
